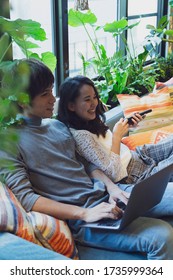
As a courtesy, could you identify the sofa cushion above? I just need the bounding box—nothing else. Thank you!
[0,181,37,243]
[117,79,173,134]
[0,182,78,259]
[28,211,78,259]
[122,123,173,150]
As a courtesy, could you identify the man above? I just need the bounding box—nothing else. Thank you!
[1,58,173,260]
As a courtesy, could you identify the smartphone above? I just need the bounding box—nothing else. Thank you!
[127,109,152,125]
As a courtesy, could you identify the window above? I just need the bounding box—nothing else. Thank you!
[127,0,163,59]
[9,0,53,59]
[9,0,57,91]
[68,0,117,76]
[67,0,168,77]
[3,0,169,88]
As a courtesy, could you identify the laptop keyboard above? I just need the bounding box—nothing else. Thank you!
[97,218,122,227]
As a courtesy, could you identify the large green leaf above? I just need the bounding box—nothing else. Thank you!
[0,33,10,61]
[138,48,149,65]
[29,52,57,72]
[165,29,173,36]
[40,52,57,72]
[146,24,156,30]
[103,19,128,33]
[68,9,97,27]
[158,15,169,29]
[0,17,47,41]
[128,21,140,29]
[14,37,40,50]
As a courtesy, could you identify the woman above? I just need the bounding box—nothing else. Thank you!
[58,75,173,184]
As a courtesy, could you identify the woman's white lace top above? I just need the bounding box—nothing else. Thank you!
[70,128,132,182]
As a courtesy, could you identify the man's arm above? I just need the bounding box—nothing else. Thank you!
[32,195,121,222]
[0,149,125,222]
[0,152,121,222]
[32,196,85,220]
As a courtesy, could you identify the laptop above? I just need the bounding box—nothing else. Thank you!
[81,163,173,231]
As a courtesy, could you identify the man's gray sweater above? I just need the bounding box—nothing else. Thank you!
[0,118,107,213]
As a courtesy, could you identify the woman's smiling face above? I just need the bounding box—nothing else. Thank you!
[68,84,99,121]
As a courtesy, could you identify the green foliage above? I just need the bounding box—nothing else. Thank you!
[146,15,173,46]
[0,59,30,157]
[0,33,10,60]
[154,54,173,82]
[68,9,97,27]
[0,16,57,158]
[0,17,57,72]
[68,7,172,106]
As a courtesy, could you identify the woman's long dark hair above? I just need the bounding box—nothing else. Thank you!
[57,75,108,137]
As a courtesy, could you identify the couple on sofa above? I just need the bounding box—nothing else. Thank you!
[1,58,173,260]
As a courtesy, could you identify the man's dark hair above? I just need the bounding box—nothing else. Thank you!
[16,58,55,100]
[2,58,54,101]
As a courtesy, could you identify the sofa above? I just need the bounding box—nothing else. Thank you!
[0,97,173,260]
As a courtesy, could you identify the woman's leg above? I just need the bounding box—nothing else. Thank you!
[79,216,173,260]
[136,135,173,164]
[119,181,173,218]
[121,136,173,184]
[145,182,173,217]
[126,135,173,182]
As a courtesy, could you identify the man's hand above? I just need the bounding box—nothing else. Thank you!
[83,202,123,223]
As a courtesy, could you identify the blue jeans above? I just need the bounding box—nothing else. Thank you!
[75,183,173,260]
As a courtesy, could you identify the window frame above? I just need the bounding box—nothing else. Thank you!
[52,0,69,93]
[117,0,169,57]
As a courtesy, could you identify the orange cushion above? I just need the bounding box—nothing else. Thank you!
[0,182,78,259]
[28,212,78,259]
[117,79,173,134]
[122,123,173,150]
[0,181,38,243]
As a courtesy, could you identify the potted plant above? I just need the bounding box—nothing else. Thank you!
[68,4,173,108]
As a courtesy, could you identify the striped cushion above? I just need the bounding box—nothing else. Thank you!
[0,181,38,244]
[122,123,173,150]
[28,212,78,259]
[117,79,173,134]
[0,182,78,259]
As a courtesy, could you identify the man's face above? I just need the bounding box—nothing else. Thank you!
[26,86,56,118]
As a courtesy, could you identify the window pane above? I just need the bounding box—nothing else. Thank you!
[127,16,157,57]
[128,0,158,16]
[9,0,53,58]
[68,0,117,76]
